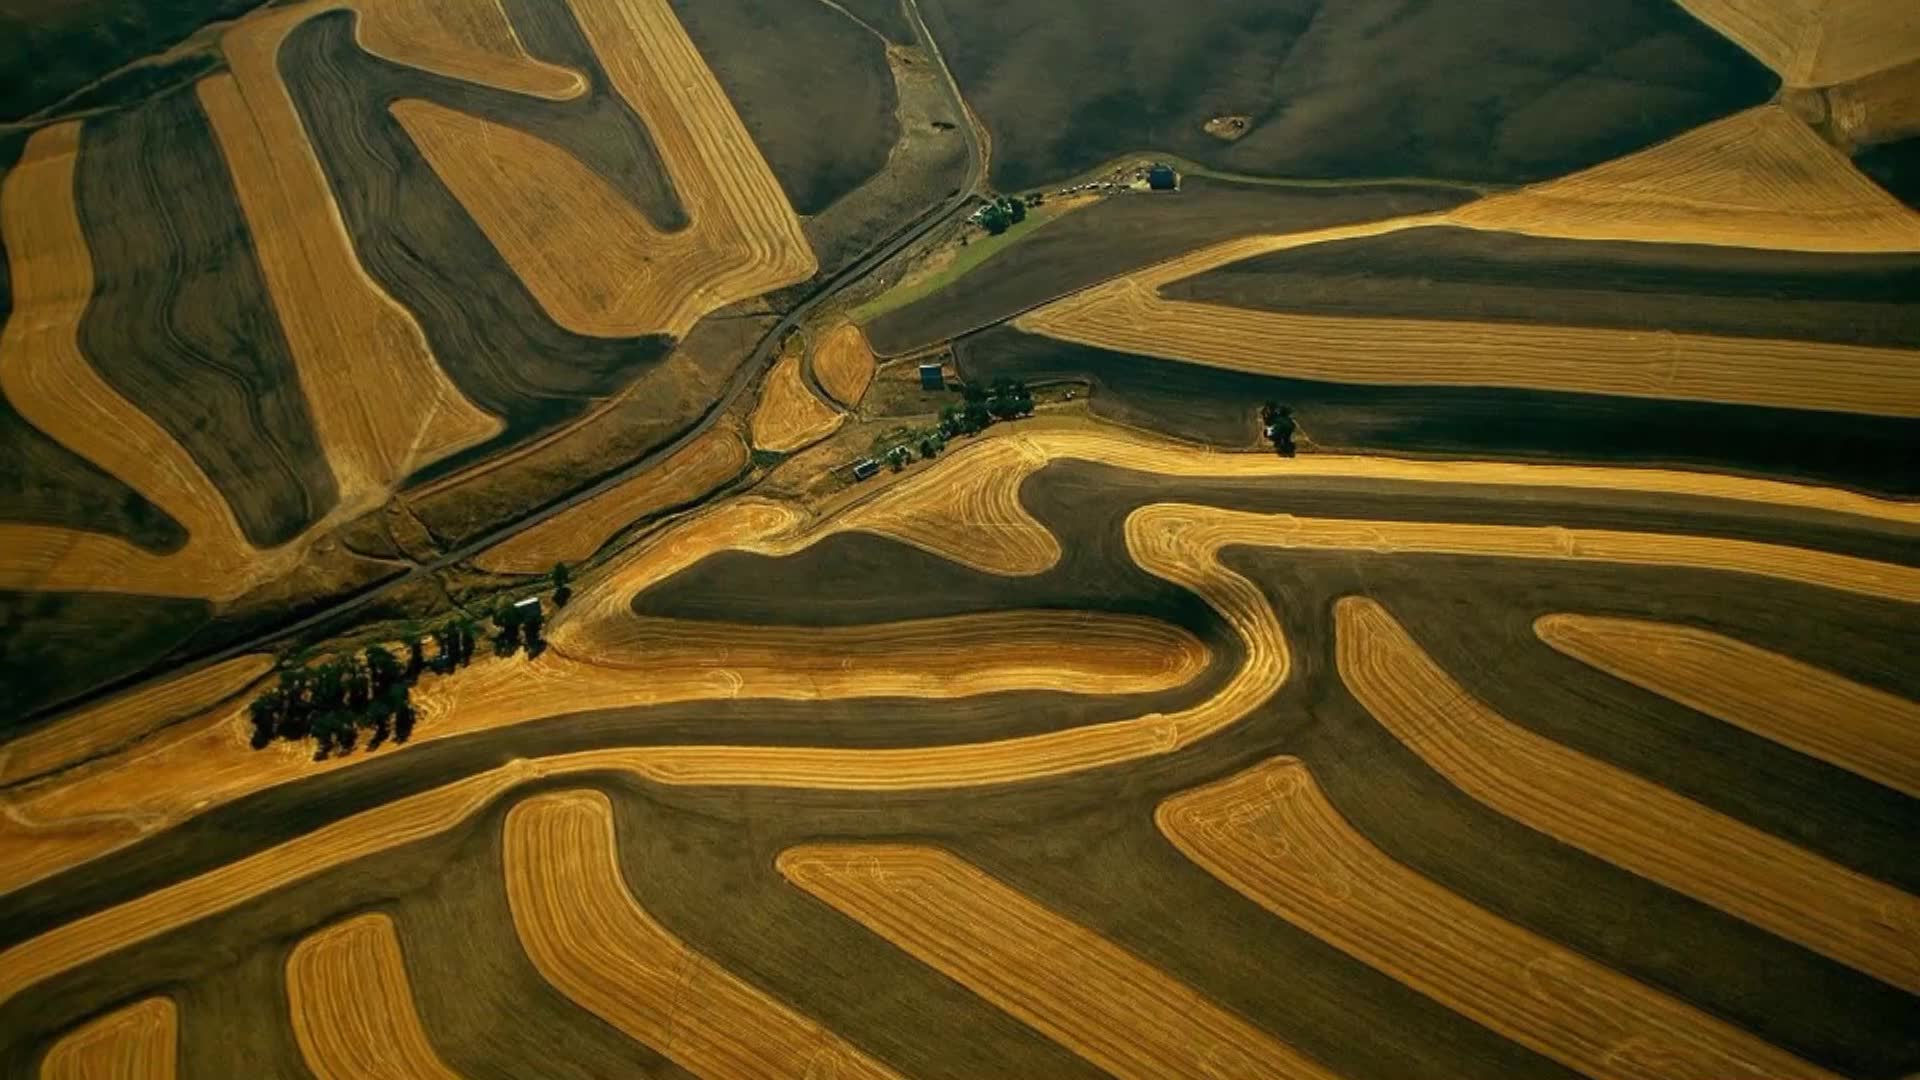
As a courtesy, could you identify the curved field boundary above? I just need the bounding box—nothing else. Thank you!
[2,604,1205,897]
[0,123,255,594]
[1020,270,1920,420]
[750,341,845,452]
[1158,758,1839,1080]
[561,611,1208,696]
[286,913,462,1080]
[812,322,876,408]
[394,0,815,340]
[0,653,272,789]
[1537,614,1920,798]
[353,0,585,100]
[1819,57,1920,147]
[473,424,748,574]
[1676,0,1920,86]
[37,996,175,1080]
[204,5,502,510]
[1451,105,1920,251]
[825,436,1061,576]
[1338,597,1920,994]
[778,844,1342,1080]
[504,790,898,1079]
[15,420,1920,891]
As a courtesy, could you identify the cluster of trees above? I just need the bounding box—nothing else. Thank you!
[939,378,1033,438]
[1261,401,1297,456]
[247,637,440,758]
[491,599,546,657]
[248,564,576,762]
[977,195,1027,236]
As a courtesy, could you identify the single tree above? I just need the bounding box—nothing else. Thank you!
[552,562,573,608]
[365,644,402,695]
[1007,196,1027,224]
[493,603,524,654]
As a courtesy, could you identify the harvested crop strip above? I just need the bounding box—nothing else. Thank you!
[0,654,272,788]
[750,341,844,452]
[812,322,877,408]
[286,913,461,1080]
[1675,0,1920,86]
[354,0,584,100]
[1338,596,1920,994]
[37,997,175,1080]
[1159,757,1839,1080]
[505,790,897,1078]
[394,0,815,339]
[205,5,500,507]
[1537,614,1920,798]
[778,844,1342,1080]
[1452,105,1920,251]
[473,425,748,574]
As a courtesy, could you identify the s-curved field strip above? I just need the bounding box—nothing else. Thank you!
[1157,758,1841,1080]
[1537,614,1920,798]
[286,913,461,1080]
[9,422,1919,898]
[1337,596,1920,993]
[504,790,897,1079]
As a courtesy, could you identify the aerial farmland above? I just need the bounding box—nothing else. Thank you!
[0,0,1916,1076]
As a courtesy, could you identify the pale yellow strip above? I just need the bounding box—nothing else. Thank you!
[473,424,749,573]
[1450,105,1920,250]
[205,6,500,506]
[353,0,585,100]
[287,913,462,1080]
[1338,596,1920,994]
[0,654,273,787]
[1022,273,1920,419]
[0,123,253,588]
[1675,0,1920,86]
[1537,614,1920,798]
[1159,757,1840,1080]
[778,844,1344,1080]
[39,996,175,1080]
[750,340,844,452]
[504,790,898,1078]
[394,0,814,340]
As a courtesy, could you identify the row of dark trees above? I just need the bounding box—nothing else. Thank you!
[939,377,1033,439]
[249,566,577,761]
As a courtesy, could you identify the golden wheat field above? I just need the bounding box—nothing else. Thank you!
[749,338,846,452]
[1537,614,1920,798]
[504,791,899,1079]
[4,0,1918,1074]
[286,914,460,1080]
[812,321,878,408]
[36,997,176,1080]
[474,424,749,574]
[778,844,1340,1080]
[1337,596,1920,994]
[1158,758,1841,1080]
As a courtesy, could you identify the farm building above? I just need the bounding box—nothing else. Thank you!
[919,362,945,390]
[1148,163,1177,190]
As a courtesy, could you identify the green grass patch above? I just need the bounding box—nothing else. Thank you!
[851,199,1087,323]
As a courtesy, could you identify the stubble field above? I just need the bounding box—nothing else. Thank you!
[2,0,1916,1076]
